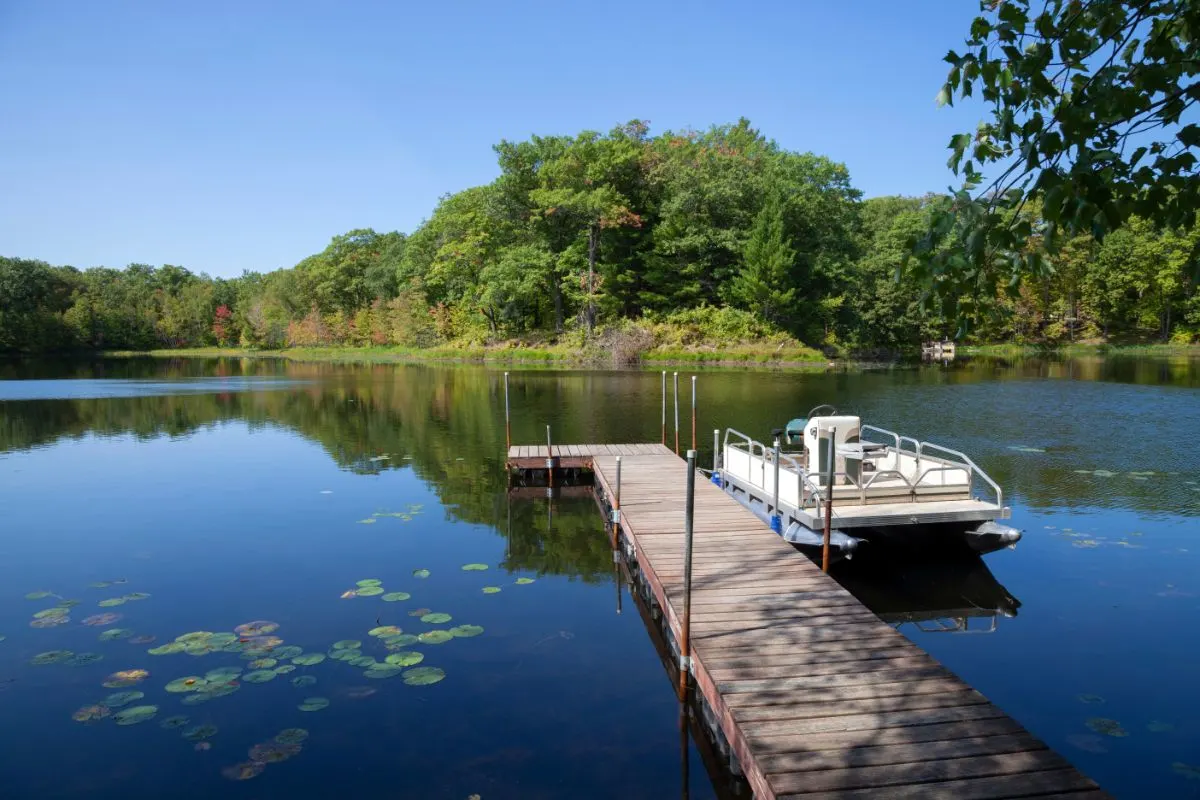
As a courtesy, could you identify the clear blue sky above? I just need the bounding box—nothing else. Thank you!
[0,0,985,278]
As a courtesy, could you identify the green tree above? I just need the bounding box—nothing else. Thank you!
[729,192,796,325]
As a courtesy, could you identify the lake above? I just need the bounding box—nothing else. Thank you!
[1,355,1198,798]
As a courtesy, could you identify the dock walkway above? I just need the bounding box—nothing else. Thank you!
[507,444,1105,799]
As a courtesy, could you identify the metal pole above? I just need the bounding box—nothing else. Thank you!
[712,429,720,473]
[661,371,667,446]
[546,424,554,489]
[503,372,511,451]
[612,456,622,549]
[677,449,697,701]
[673,372,680,455]
[690,375,697,452]
[823,427,836,573]
[772,438,782,533]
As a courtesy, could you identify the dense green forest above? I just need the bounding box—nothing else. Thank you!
[3,119,1198,358]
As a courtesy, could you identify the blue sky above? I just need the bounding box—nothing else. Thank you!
[0,1,985,278]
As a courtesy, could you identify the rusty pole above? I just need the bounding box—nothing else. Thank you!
[673,372,680,455]
[611,456,622,549]
[661,371,667,446]
[503,371,511,451]
[677,449,697,701]
[690,375,696,453]
[822,427,836,573]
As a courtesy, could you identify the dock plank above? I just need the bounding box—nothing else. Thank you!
[504,443,1105,799]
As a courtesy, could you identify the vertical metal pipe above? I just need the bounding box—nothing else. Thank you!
[690,375,697,452]
[661,371,667,446]
[677,449,697,701]
[712,429,720,473]
[503,371,511,451]
[822,427,836,573]
[546,424,554,489]
[673,372,680,455]
[612,456,622,549]
[772,438,782,533]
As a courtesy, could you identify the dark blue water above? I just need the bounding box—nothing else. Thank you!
[1,356,1198,797]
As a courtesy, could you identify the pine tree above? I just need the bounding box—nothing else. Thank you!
[729,192,796,325]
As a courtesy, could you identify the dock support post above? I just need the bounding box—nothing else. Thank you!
[673,372,680,455]
[822,428,836,572]
[661,371,667,446]
[677,449,697,701]
[690,375,697,453]
[546,425,555,489]
[771,438,782,533]
[711,428,721,486]
[503,372,511,451]
[611,456,622,549]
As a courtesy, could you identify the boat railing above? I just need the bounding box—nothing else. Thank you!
[722,428,805,495]
[859,424,1003,509]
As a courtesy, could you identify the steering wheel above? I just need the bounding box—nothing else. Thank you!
[806,404,838,418]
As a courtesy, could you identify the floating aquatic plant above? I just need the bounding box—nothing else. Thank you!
[332,640,361,650]
[368,625,402,638]
[381,592,411,602]
[417,631,452,645]
[221,761,265,781]
[412,569,430,579]
[384,634,419,648]
[233,621,279,637]
[449,625,484,638]
[356,586,384,597]
[243,635,284,650]
[129,635,156,645]
[98,598,126,608]
[1072,540,1100,548]
[249,740,302,763]
[114,705,158,726]
[291,653,325,666]
[461,563,488,571]
[82,613,122,627]
[72,705,111,723]
[274,664,296,675]
[329,649,362,662]
[64,652,104,667]
[99,628,135,642]
[357,518,376,525]
[32,608,69,619]
[160,715,190,729]
[408,608,431,617]
[384,651,424,667]
[175,632,214,645]
[402,666,445,685]
[1086,717,1129,737]
[481,587,502,594]
[166,676,208,693]
[104,690,145,707]
[515,578,535,585]
[147,643,185,656]
[248,658,277,669]
[292,675,317,688]
[297,697,329,712]
[242,670,276,684]
[88,582,111,589]
[275,728,309,745]
[122,592,151,601]
[30,616,70,628]
[356,579,382,587]
[183,724,219,742]
[349,656,378,668]
[184,643,219,656]
[364,665,404,679]
[56,599,81,608]
[208,633,239,646]
[205,667,243,681]
[30,650,73,665]
[272,645,302,660]
[102,668,149,687]
[24,591,52,600]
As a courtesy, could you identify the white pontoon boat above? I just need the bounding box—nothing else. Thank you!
[715,405,1021,562]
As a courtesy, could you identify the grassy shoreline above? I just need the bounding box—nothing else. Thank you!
[960,342,1200,357]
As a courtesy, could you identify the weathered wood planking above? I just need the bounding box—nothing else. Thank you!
[507,443,1105,799]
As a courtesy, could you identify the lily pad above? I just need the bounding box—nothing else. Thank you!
[103,668,149,687]
[421,612,452,624]
[166,676,208,693]
[205,667,243,681]
[33,608,69,619]
[160,715,190,729]
[88,582,111,589]
[481,586,502,594]
[183,724,219,742]
[297,696,329,712]
[221,761,265,781]
[357,518,377,524]
[72,704,112,723]
[274,664,296,675]
[292,653,325,666]
[122,592,151,601]
[515,577,536,585]
[128,635,157,645]
[384,634,419,648]
[412,569,430,579]
[356,579,382,588]
[30,650,74,665]
[417,630,453,645]
[329,648,362,662]
[104,690,145,707]
[275,728,309,745]
[385,651,424,667]
[249,740,302,763]
[24,591,52,600]
[356,586,384,596]
[449,625,484,638]
[175,632,214,644]
[272,645,303,660]
[98,598,127,608]
[148,643,185,656]
[64,652,104,667]
[233,620,279,637]
[332,639,361,650]
[364,664,404,679]
[114,705,158,725]
[381,592,411,602]
[207,633,239,646]
[242,669,276,684]
[99,628,135,642]
[248,658,277,669]
[408,608,432,617]
[369,625,402,638]
[402,666,446,686]
[461,563,489,571]
[56,599,81,608]
[82,613,122,627]
[350,656,378,668]
[1086,717,1129,737]
[30,616,70,628]
[292,675,318,688]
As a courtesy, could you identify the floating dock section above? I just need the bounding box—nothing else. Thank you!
[507,444,1106,800]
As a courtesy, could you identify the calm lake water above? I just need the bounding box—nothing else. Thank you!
[1,355,1198,798]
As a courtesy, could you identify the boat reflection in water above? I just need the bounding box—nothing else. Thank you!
[831,554,1021,634]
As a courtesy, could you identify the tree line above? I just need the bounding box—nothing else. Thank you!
[2,118,1198,357]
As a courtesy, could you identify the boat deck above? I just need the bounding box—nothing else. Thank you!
[505,444,1105,799]
[793,498,1003,529]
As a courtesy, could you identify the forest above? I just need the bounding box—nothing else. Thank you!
[2,119,1198,358]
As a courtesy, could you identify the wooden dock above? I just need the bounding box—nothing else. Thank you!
[507,444,1106,799]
